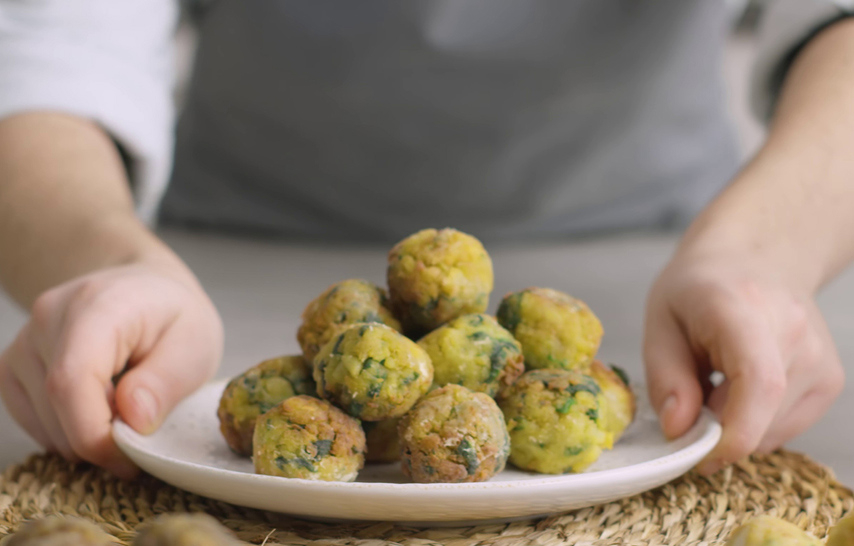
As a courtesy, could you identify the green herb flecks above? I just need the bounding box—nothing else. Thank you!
[361,311,382,324]
[468,331,489,341]
[331,335,346,355]
[456,438,479,475]
[610,364,630,386]
[566,379,601,397]
[401,372,420,386]
[313,439,333,458]
[565,446,584,456]
[556,397,576,414]
[496,292,524,333]
[586,408,599,422]
[348,400,364,417]
[487,340,517,383]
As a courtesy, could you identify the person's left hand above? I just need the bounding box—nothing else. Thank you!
[643,245,845,475]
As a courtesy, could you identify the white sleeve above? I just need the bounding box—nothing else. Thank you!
[0,1,178,223]
[751,0,854,122]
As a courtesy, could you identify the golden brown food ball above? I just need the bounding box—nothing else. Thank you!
[253,395,366,481]
[725,516,821,546]
[387,228,494,335]
[133,514,240,546]
[827,513,854,546]
[363,418,402,463]
[399,384,510,483]
[587,360,636,441]
[297,279,402,363]
[499,369,612,474]
[217,355,316,456]
[496,287,603,371]
[6,517,116,546]
[417,313,524,397]
[314,323,433,421]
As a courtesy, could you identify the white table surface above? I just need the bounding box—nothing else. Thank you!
[1,229,852,486]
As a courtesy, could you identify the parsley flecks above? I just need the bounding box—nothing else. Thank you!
[456,438,479,475]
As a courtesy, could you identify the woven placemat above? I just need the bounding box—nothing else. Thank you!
[0,451,851,545]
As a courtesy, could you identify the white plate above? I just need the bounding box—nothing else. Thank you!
[113,380,720,525]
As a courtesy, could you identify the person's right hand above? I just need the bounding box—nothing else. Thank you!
[0,264,223,478]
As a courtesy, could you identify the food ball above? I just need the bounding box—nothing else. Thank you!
[399,384,510,483]
[217,355,316,456]
[6,517,116,546]
[725,516,821,546]
[253,395,366,481]
[387,228,494,335]
[314,323,433,421]
[587,360,636,441]
[363,418,402,463]
[499,369,612,474]
[827,513,854,546]
[297,279,402,363]
[496,287,603,371]
[417,313,524,397]
[133,514,240,546]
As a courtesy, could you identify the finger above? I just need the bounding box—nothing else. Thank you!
[759,315,844,452]
[756,388,837,453]
[697,313,785,475]
[643,306,704,440]
[0,356,52,449]
[43,312,139,479]
[6,331,77,460]
[115,324,219,435]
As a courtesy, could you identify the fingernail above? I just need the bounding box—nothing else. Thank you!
[660,395,677,419]
[133,388,159,433]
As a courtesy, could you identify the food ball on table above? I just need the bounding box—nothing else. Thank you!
[314,323,433,421]
[297,279,402,362]
[6,516,116,546]
[363,418,402,463]
[217,355,316,456]
[499,369,612,474]
[253,395,366,481]
[387,228,493,335]
[399,384,510,483]
[496,287,603,371]
[725,516,821,546]
[417,313,524,397]
[133,514,240,546]
[587,360,636,441]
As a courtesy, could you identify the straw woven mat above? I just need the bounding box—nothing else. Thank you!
[0,450,851,546]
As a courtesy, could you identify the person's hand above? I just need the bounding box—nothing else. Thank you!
[0,264,223,478]
[643,247,844,475]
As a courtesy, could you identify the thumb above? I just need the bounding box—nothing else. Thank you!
[115,325,219,435]
[643,307,704,440]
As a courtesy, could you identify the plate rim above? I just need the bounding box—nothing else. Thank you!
[113,379,721,492]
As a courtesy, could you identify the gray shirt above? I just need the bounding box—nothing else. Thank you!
[0,0,848,241]
[162,0,740,242]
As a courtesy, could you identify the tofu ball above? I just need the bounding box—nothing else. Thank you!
[253,395,366,481]
[217,355,316,456]
[297,279,402,363]
[499,369,613,474]
[417,313,524,398]
[314,323,433,421]
[828,513,854,546]
[496,287,603,371]
[133,514,240,546]
[6,517,115,546]
[387,228,494,335]
[363,418,402,463]
[399,384,510,483]
[588,360,636,441]
[725,516,821,546]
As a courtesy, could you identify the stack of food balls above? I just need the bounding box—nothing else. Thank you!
[217,228,636,483]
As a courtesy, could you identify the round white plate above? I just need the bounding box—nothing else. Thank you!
[114,380,720,525]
